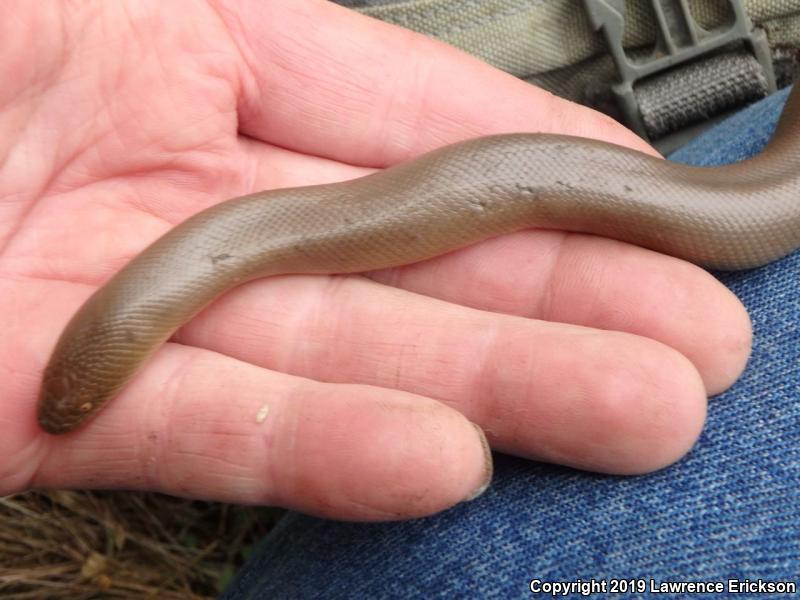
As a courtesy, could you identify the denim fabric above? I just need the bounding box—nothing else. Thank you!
[222,88,799,599]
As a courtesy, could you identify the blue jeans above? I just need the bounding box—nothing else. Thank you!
[222,88,799,599]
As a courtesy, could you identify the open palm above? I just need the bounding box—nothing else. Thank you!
[0,0,751,520]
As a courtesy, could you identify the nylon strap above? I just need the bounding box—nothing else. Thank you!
[637,49,768,138]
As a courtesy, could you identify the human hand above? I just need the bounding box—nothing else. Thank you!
[0,0,751,520]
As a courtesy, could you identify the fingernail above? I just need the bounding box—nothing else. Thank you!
[464,422,493,501]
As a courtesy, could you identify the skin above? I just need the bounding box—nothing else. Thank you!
[0,0,752,521]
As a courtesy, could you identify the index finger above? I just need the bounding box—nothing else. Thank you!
[214,0,657,166]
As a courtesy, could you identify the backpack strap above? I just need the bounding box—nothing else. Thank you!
[585,0,775,150]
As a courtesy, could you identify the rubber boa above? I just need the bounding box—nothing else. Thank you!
[38,86,800,434]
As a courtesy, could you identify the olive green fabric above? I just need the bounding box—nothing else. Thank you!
[342,0,800,103]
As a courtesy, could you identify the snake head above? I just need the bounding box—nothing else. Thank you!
[37,369,99,434]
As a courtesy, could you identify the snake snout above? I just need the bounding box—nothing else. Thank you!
[36,373,94,434]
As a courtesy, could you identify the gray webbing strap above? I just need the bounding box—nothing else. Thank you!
[584,0,775,142]
[637,50,768,139]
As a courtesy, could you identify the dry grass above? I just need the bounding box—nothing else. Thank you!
[0,491,283,599]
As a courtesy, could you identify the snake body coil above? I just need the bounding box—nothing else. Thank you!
[38,87,800,433]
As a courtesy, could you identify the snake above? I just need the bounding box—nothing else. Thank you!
[38,86,800,434]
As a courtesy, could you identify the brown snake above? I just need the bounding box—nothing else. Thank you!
[38,87,800,433]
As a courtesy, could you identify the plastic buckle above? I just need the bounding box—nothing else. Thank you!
[583,0,777,139]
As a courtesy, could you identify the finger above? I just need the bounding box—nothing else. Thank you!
[9,278,494,517]
[174,268,708,474]
[217,0,656,166]
[366,231,753,395]
[23,335,491,520]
